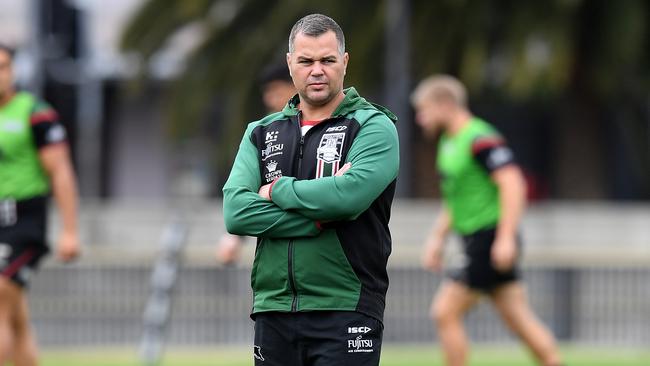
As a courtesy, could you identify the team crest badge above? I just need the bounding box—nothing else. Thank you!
[316,133,345,178]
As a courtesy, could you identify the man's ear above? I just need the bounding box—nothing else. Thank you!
[343,52,349,75]
[286,53,292,76]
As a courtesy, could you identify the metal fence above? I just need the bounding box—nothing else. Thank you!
[29,263,650,347]
[30,200,650,347]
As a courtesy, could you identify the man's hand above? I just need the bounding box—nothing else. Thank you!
[56,230,80,262]
[259,182,272,200]
[422,235,445,272]
[216,233,242,265]
[491,234,517,272]
[335,162,351,176]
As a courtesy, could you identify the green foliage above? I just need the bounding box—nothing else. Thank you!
[121,0,215,59]
[120,0,650,183]
[120,0,387,169]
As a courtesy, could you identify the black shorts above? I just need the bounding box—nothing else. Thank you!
[448,227,521,293]
[253,311,383,366]
[0,197,49,288]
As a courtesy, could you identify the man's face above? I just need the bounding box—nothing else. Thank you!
[413,98,451,135]
[262,80,296,113]
[287,30,348,108]
[0,50,14,100]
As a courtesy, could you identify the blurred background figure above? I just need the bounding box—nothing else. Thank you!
[411,75,562,366]
[215,62,296,265]
[258,63,297,114]
[0,43,80,366]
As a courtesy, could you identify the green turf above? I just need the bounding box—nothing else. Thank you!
[39,345,650,366]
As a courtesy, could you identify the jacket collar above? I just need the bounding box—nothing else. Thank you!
[281,87,397,124]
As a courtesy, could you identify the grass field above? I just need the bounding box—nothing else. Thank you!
[40,345,650,366]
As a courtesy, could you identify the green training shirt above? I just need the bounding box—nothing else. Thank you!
[437,117,516,234]
[0,92,67,200]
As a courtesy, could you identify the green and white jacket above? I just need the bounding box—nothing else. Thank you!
[223,87,399,322]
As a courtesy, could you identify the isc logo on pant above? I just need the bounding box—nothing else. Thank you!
[348,326,371,334]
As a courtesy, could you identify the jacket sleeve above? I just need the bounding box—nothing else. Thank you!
[269,114,399,221]
[222,123,321,238]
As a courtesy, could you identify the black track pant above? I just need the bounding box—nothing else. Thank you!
[253,311,383,366]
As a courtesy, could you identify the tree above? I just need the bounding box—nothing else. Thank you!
[121,0,384,182]
[121,0,650,198]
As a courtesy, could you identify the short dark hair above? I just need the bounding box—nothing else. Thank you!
[0,43,15,60]
[288,13,345,54]
[258,63,292,87]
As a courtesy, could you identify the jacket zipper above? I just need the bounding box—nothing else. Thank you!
[288,123,305,312]
[297,135,304,172]
[288,239,298,311]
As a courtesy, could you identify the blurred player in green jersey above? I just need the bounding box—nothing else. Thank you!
[411,75,562,366]
[0,43,80,365]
